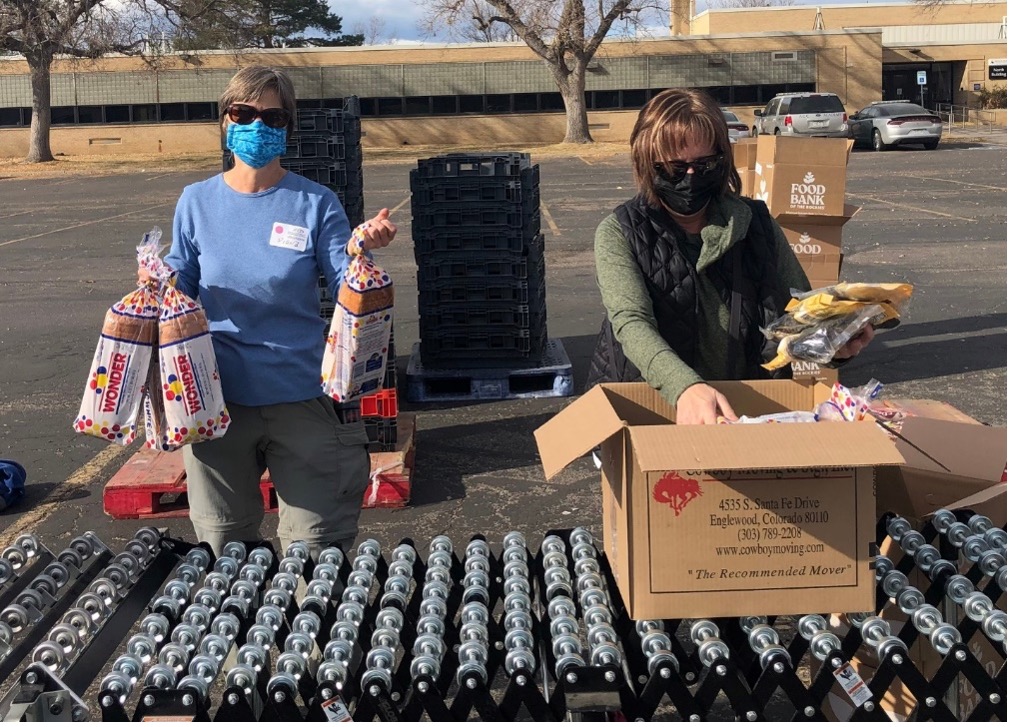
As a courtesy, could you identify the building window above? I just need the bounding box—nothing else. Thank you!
[358,98,377,117]
[404,96,431,115]
[132,104,157,123]
[186,102,216,121]
[539,93,565,111]
[377,97,404,116]
[703,86,733,105]
[51,107,76,125]
[160,103,186,122]
[593,90,620,110]
[0,108,22,127]
[621,89,647,108]
[432,96,457,115]
[459,95,483,113]
[76,106,104,124]
[513,93,539,112]
[486,94,511,113]
[105,105,130,123]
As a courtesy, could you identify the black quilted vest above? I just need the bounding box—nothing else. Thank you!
[586,195,791,389]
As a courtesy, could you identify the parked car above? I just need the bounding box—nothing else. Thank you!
[751,92,848,138]
[847,101,942,151]
[722,109,750,143]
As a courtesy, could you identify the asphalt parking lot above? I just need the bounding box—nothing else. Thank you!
[0,140,1006,556]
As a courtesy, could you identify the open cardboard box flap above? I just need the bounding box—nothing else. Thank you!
[936,481,1006,515]
[889,416,1006,483]
[535,382,903,480]
[628,421,903,472]
[776,204,862,229]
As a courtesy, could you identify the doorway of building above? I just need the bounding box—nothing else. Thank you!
[883,62,953,109]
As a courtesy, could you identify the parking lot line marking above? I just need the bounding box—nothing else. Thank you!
[540,202,562,237]
[848,195,976,223]
[0,202,173,248]
[0,444,125,548]
[390,195,411,214]
[910,175,1006,192]
[578,157,594,166]
[145,172,175,181]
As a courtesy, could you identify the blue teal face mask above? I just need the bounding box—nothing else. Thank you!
[226,120,287,169]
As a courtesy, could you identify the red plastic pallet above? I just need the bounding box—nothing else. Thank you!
[103,415,416,519]
[359,388,398,419]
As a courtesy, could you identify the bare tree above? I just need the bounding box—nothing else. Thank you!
[351,15,391,46]
[458,1,520,42]
[0,1,157,163]
[419,1,662,144]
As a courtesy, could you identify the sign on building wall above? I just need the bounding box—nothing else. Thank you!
[988,59,1007,81]
[916,71,927,86]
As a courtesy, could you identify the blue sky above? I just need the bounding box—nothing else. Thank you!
[331,0,897,43]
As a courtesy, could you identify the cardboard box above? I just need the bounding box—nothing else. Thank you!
[754,136,853,217]
[733,138,758,198]
[874,405,1006,520]
[789,361,838,385]
[778,205,859,283]
[533,380,904,619]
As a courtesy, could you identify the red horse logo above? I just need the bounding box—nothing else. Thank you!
[653,472,703,517]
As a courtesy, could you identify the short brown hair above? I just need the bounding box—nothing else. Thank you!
[630,89,741,208]
[219,65,297,136]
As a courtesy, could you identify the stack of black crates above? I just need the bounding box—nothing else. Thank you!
[224,97,398,452]
[410,153,547,368]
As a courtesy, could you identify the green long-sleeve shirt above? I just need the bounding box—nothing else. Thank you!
[594,195,810,407]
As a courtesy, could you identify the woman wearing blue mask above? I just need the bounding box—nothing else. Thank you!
[156,66,397,558]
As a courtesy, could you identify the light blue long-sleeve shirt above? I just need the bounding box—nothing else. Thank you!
[165,172,352,406]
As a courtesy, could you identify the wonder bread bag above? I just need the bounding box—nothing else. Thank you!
[321,223,394,402]
[157,281,229,449]
[73,231,162,445]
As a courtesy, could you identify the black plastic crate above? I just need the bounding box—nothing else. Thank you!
[420,325,547,367]
[410,166,540,205]
[412,206,538,232]
[282,160,347,187]
[413,227,541,255]
[418,275,545,306]
[416,248,544,285]
[415,152,530,179]
[284,135,345,161]
[420,302,545,329]
[364,416,397,453]
[296,109,344,134]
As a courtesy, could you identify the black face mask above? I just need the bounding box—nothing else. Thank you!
[654,168,723,216]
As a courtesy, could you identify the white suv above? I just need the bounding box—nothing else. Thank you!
[752,93,849,138]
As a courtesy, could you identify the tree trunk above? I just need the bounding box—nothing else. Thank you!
[27,55,54,164]
[558,66,593,144]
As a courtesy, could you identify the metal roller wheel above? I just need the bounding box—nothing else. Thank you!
[504,591,531,613]
[356,539,381,559]
[984,528,1007,552]
[465,555,490,574]
[16,534,39,558]
[961,535,988,563]
[220,541,246,562]
[945,575,974,604]
[964,592,994,622]
[932,509,956,533]
[967,514,993,535]
[331,621,359,644]
[896,587,926,615]
[422,580,449,602]
[193,587,222,613]
[159,643,191,672]
[279,556,306,577]
[899,530,926,556]
[810,631,841,661]
[236,643,268,672]
[113,552,141,579]
[412,633,444,658]
[503,531,526,550]
[551,633,582,660]
[134,527,161,549]
[859,618,891,647]
[249,546,275,570]
[76,592,109,623]
[170,624,200,654]
[307,579,332,601]
[177,675,209,705]
[324,638,355,665]
[0,559,13,585]
[49,624,81,655]
[285,632,314,660]
[641,630,672,656]
[690,620,719,644]
[286,540,311,562]
[337,602,366,627]
[758,644,792,671]
[392,543,417,565]
[461,602,489,626]
[2,604,30,633]
[912,605,942,635]
[542,535,566,555]
[576,572,604,593]
[68,537,94,561]
[545,579,572,602]
[183,604,212,634]
[18,587,46,611]
[427,551,452,571]
[697,637,730,667]
[502,545,527,564]
[505,627,534,652]
[997,565,1008,593]
[174,564,201,587]
[913,545,941,572]
[430,535,453,554]
[424,565,450,586]
[873,555,894,580]
[885,517,910,540]
[343,585,370,607]
[797,615,827,640]
[212,556,240,582]
[246,624,275,649]
[293,612,322,639]
[549,615,579,639]
[239,563,266,587]
[542,551,567,570]
[226,663,259,695]
[546,597,576,621]
[272,571,299,594]
[553,652,585,680]
[189,654,220,683]
[163,579,191,604]
[31,573,59,598]
[591,642,622,667]
[43,562,70,590]
[125,540,152,565]
[57,549,83,570]
[91,578,122,606]
[881,570,909,598]
[465,539,490,560]
[112,655,144,684]
[583,605,612,628]
[262,587,290,611]
[946,522,971,548]
[145,664,177,690]
[126,634,158,665]
[573,556,600,575]
[587,623,618,648]
[646,648,677,675]
[205,572,232,598]
[222,597,250,621]
[460,623,488,646]
[317,659,349,687]
[255,605,285,633]
[636,620,664,639]
[32,640,66,671]
[99,672,132,703]
[415,615,444,638]
[200,633,230,664]
[376,607,405,632]
[979,550,1006,578]
[503,609,533,632]
[381,590,409,613]
[928,559,957,583]
[365,646,397,672]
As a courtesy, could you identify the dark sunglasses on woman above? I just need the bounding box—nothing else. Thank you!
[225,103,291,129]
[654,154,725,183]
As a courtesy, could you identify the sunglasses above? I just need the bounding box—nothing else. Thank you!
[225,103,291,129]
[654,154,725,183]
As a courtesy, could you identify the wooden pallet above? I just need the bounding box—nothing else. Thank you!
[103,415,416,519]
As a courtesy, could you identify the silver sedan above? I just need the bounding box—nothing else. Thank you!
[722,110,751,143]
[848,102,943,151]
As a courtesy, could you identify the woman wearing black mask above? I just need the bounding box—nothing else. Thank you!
[586,88,873,424]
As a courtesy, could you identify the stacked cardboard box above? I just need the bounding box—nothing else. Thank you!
[734,136,857,383]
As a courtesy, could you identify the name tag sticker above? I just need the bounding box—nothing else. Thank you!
[269,222,310,252]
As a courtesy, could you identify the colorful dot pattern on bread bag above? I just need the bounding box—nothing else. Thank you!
[73,414,135,443]
[89,367,109,395]
[163,374,185,402]
[167,411,229,446]
[161,287,199,318]
[112,289,160,318]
